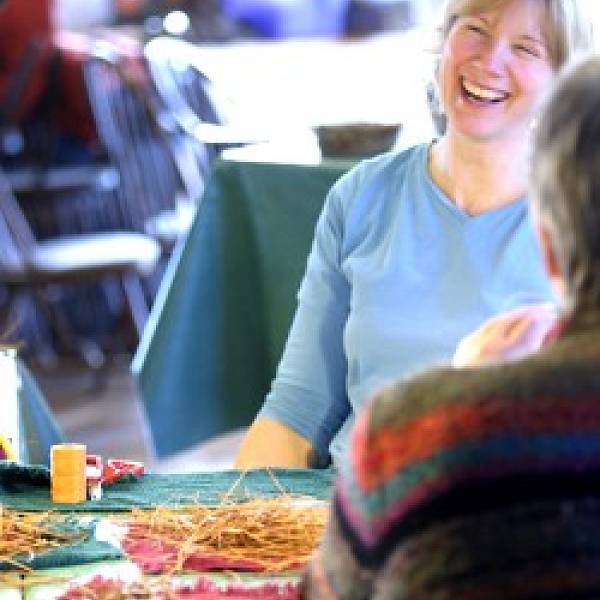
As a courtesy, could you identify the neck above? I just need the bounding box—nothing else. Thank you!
[430,133,530,215]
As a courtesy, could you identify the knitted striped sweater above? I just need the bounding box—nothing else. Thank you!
[303,316,600,600]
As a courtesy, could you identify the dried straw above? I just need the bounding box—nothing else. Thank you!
[122,495,327,574]
[0,505,86,572]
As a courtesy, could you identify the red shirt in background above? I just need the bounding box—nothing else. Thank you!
[0,0,96,144]
[0,0,53,124]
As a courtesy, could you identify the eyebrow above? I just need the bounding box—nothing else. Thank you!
[468,14,490,26]
[518,34,546,47]
[468,14,547,48]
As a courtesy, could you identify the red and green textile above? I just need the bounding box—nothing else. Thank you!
[58,575,300,599]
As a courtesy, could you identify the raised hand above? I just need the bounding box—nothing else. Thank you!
[452,303,559,367]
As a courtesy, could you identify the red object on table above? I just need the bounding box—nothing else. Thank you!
[122,537,270,574]
[102,459,144,485]
[86,454,103,473]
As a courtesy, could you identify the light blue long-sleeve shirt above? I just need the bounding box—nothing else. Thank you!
[258,143,554,465]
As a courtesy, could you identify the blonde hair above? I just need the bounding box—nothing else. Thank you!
[426,0,595,134]
[434,0,594,69]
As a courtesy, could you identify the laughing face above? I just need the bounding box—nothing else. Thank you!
[438,0,556,144]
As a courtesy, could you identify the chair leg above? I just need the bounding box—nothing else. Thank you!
[35,286,106,370]
[7,289,59,368]
[120,271,150,340]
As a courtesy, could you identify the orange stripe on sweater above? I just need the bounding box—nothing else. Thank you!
[355,396,600,492]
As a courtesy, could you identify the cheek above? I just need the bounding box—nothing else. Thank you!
[438,45,461,96]
[438,34,481,93]
[446,26,484,63]
[515,65,555,103]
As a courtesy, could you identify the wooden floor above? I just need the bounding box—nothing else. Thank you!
[31,356,245,473]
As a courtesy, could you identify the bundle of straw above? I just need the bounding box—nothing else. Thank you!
[0,505,86,571]
[121,496,328,574]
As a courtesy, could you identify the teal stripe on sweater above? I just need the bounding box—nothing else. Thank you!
[342,434,600,523]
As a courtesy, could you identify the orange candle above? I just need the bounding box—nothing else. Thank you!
[50,443,87,504]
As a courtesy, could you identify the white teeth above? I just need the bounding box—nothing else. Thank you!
[462,78,508,102]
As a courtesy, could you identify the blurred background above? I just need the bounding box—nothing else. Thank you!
[1,0,441,363]
[2,0,599,472]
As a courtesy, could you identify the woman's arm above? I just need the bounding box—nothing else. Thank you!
[246,180,354,466]
[234,417,316,469]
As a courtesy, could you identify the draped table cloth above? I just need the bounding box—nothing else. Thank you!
[133,157,353,457]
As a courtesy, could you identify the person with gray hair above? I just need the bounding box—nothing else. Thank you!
[236,0,595,470]
[531,56,600,317]
[302,54,600,600]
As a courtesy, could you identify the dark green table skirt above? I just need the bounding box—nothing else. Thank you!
[134,158,352,457]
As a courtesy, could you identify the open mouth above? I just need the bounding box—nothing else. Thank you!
[461,77,509,104]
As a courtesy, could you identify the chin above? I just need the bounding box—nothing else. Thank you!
[448,117,529,144]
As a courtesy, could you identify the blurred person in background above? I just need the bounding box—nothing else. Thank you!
[236,0,594,469]
[0,0,54,129]
[0,0,97,166]
[302,52,600,600]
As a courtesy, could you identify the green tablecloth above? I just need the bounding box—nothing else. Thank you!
[0,464,334,511]
[133,158,352,457]
[0,464,334,571]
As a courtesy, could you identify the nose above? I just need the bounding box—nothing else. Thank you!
[478,37,509,75]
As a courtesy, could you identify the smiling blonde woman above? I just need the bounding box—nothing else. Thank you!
[235,0,595,470]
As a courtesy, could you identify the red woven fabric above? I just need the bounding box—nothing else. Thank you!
[122,535,305,574]
[122,537,266,573]
[57,575,300,599]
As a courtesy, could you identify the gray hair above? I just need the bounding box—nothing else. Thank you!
[530,55,600,314]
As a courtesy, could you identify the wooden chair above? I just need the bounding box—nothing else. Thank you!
[0,166,161,366]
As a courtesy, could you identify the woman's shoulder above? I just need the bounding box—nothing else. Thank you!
[324,142,430,226]
[335,143,428,192]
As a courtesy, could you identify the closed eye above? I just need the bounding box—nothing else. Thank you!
[513,44,542,58]
[466,24,487,35]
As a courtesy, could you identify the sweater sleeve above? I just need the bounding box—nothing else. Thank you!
[258,180,352,466]
[302,404,379,599]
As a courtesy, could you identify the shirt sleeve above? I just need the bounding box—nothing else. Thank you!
[258,180,352,466]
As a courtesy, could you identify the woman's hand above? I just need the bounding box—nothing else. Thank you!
[235,417,315,469]
[452,303,559,367]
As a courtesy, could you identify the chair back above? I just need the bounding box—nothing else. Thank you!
[144,36,236,164]
[0,168,35,272]
[144,37,225,129]
[83,46,202,230]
